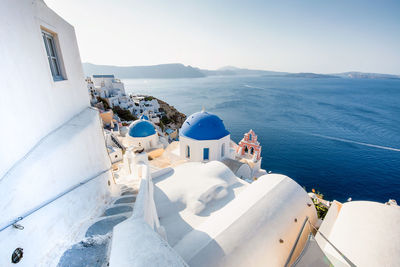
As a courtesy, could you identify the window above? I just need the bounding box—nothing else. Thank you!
[249,134,252,141]
[186,145,190,159]
[221,143,225,158]
[42,30,64,81]
[203,148,209,161]
[250,147,254,154]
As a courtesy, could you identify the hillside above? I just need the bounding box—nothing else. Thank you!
[83,63,399,80]
[334,72,400,79]
[284,73,340,78]
[83,63,205,79]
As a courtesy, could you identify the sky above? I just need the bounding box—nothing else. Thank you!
[45,0,400,74]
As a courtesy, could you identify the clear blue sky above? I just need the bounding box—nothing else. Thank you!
[46,0,400,74]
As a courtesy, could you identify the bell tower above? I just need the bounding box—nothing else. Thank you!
[236,130,261,161]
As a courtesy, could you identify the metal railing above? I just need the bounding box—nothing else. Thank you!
[284,217,310,267]
[0,168,111,233]
[285,216,356,267]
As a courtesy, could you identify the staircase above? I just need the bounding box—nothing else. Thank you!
[57,186,137,267]
[110,134,125,150]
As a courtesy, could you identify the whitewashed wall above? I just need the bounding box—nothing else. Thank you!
[126,133,159,151]
[0,1,116,265]
[0,0,90,179]
[174,174,318,267]
[179,135,230,162]
[0,108,117,266]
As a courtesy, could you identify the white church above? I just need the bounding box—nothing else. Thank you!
[0,1,399,267]
[125,116,160,150]
[178,110,265,180]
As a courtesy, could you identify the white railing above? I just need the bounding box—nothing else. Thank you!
[109,164,186,266]
[132,163,165,238]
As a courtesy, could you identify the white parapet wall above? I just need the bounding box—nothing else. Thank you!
[316,200,400,267]
[109,164,188,267]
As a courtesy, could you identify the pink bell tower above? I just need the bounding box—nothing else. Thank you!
[236,130,261,161]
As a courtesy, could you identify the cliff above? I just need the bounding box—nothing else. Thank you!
[156,98,187,129]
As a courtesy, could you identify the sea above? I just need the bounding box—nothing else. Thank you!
[123,75,400,203]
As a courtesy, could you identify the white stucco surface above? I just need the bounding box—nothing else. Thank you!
[0,0,90,179]
[110,218,188,267]
[152,161,317,266]
[175,174,317,267]
[179,135,231,162]
[125,132,160,151]
[153,161,248,246]
[319,201,400,267]
[0,1,115,265]
[110,163,187,267]
[0,108,116,266]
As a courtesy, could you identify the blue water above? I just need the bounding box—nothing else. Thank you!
[123,76,400,202]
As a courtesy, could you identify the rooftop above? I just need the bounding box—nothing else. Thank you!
[128,119,156,138]
[93,74,115,78]
[180,111,229,140]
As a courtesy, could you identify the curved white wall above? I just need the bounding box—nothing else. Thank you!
[179,135,230,162]
[174,174,318,267]
[125,133,159,150]
[318,201,400,267]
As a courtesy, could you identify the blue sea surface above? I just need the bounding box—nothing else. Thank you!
[123,76,400,202]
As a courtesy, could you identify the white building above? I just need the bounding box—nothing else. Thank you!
[312,200,400,266]
[2,1,399,267]
[0,0,116,265]
[178,110,266,180]
[179,111,231,162]
[125,117,160,151]
[130,96,161,118]
[87,74,131,109]
[92,74,126,95]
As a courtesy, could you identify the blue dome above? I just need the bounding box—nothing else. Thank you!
[180,111,230,140]
[140,115,149,120]
[129,120,156,138]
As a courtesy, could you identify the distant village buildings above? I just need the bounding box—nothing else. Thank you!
[2,1,398,266]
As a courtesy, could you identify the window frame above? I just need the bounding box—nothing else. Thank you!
[41,29,65,81]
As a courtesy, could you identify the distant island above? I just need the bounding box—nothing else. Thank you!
[82,62,400,80]
[282,73,340,79]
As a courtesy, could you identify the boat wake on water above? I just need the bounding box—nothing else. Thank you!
[310,133,400,152]
[243,84,265,90]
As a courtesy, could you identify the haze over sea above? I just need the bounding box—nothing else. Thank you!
[123,76,400,202]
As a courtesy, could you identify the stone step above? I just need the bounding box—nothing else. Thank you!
[58,194,137,267]
[114,196,136,204]
[85,215,129,237]
[102,205,133,216]
[58,235,111,267]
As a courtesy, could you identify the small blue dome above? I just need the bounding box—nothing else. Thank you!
[140,115,149,120]
[180,111,230,140]
[129,120,156,138]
